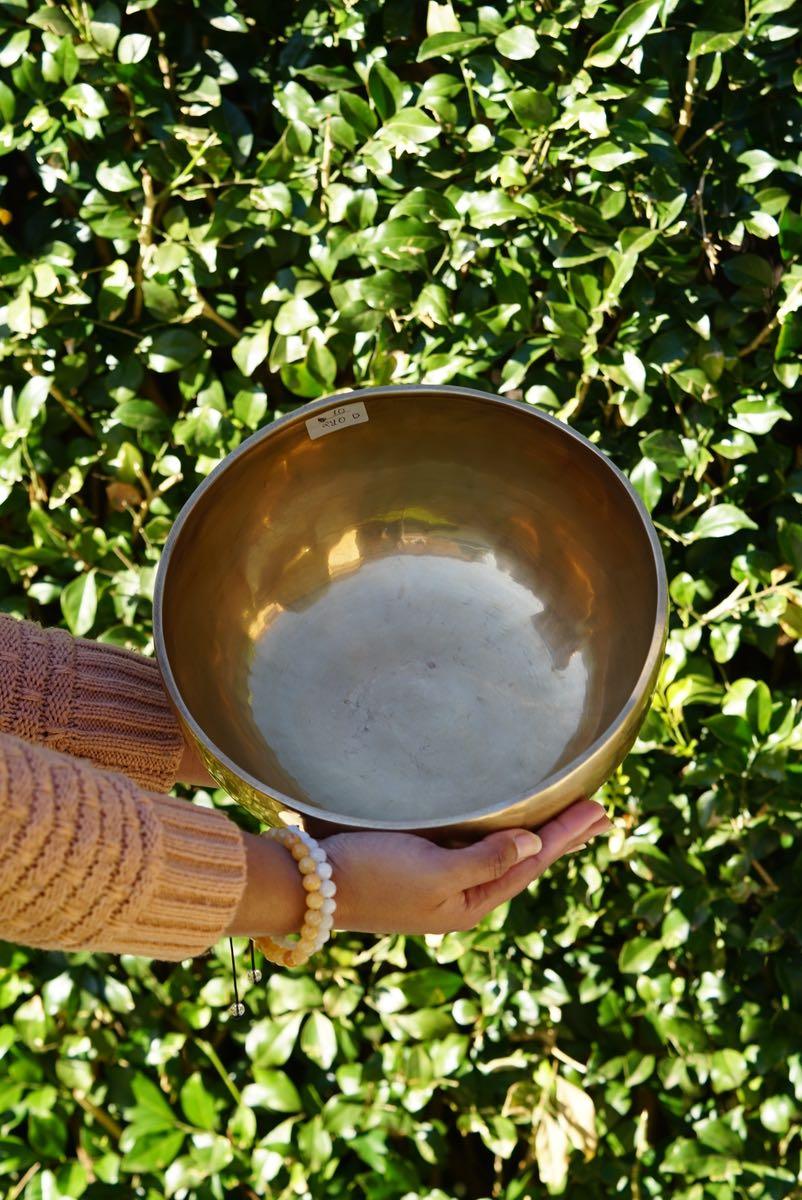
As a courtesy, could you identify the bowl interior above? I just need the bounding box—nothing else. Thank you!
[159,390,659,822]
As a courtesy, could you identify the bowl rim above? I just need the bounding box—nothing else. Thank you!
[154,383,668,830]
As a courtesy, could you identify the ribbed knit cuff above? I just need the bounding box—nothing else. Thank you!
[0,615,183,793]
[71,637,184,792]
[108,792,247,961]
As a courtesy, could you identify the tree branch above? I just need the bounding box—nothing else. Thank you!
[674,55,698,144]
[132,168,157,323]
[737,313,779,358]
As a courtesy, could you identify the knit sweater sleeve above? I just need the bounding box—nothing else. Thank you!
[0,730,246,960]
[0,614,183,793]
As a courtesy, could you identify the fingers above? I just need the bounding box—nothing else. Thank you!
[537,798,610,853]
[450,828,543,889]
[562,814,613,854]
[457,801,610,923]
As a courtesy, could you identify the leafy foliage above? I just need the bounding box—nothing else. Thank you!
[0,0,800,1196]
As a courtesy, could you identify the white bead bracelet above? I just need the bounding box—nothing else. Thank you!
[253,825,336,969]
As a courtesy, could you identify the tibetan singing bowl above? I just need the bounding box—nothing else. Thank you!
[154,385,667,844]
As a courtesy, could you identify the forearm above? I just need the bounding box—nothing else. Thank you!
[0,615,183,792]
[0,730,246,960]
[225,832,307,938]
[178,735,215,788]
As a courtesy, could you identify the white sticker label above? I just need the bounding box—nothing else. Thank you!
[306,402,369,440]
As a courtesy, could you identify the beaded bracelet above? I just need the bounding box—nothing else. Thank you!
[252,825,337,969]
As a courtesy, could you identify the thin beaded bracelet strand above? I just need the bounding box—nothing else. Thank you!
[252,825,337,970]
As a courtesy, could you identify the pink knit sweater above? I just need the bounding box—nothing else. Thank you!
[0,615,246,961]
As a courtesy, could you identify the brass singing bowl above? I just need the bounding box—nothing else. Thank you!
[154,385,667,844]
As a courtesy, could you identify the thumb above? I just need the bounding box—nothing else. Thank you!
[451,829,542,888]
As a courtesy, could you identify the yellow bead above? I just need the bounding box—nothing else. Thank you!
[302,874,321,891]
[307,891,324,909]
[290,840,307,860]
[298,855,317,874]
[305,910,323,927]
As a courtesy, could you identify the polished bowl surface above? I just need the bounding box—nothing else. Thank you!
[154,385,667,842]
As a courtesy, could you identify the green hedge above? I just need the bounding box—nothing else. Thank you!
[0,0,801,1196]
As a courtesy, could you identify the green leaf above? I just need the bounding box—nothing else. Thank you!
[0,29,30,68]
[388,189,459,223]
[508,89,554,128]
[60,570,97,636]
[495,25,539,59]
[130,1074,178,1126]
[705,713,754,748]
[619,937,662,974]
[61,83,109,119]
[587,141,647,171]
[690,505,758,540]
[121,1129,185,1173]
[584,29,629,68]
[585,0,660,64]
[737,149,781,183]
[180,1073,216,1129]
[339,91,378,140]
[245,1014,304,1067]
[14,996,47,1049]
[267,974,323,1014]
[233,388,268,429]
[28,1112,67,1159]
[723,254,775,290]
[366,219,443,269]
[417,32,489,61]
[96,161,139,192]
[274,298,318,336]
[380,107,441,147]
[464,190,530,228]
[630,458,662,512]
[90,1,121,51]
[0,1137,36,1176]
[307,339,337,387]
[0,80,15,123]
[760,1095,795,1134]
[16,376,50,430]
[301,1011,338,1069]
[147,330,204,372]
[710,1049,749,1093]
[48,464,84,509]
[112,400,169,432]
[613,0,662,40]
[712,430,757,459]
[232,324,270,376]
[689,28,743,55]
[400,968,463,1007]
[241,1071,302,1112]
[118,33,152,63]
[710,622,741,663]
[368,61,407,121]
[729,397,790,434]
[746,680,772,735]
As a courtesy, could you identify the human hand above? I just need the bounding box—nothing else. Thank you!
[177,731,215,788]
[321,797,612,936]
